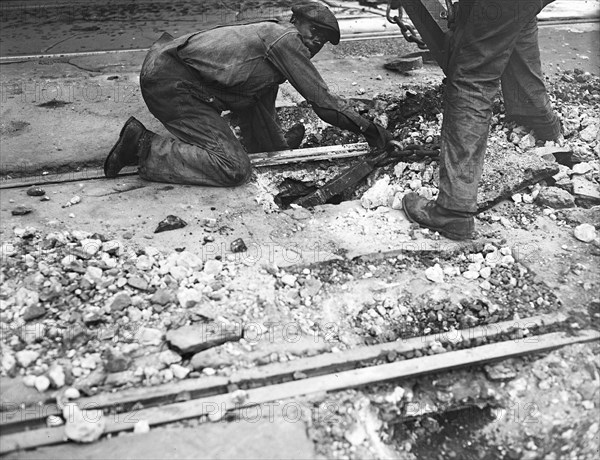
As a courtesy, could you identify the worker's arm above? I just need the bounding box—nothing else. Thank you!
[266,32,391,150]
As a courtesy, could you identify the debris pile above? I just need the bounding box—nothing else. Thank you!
[0,226,343,396]
[255,70,598,222]
[0,226,257,394]
[307,343,599,460]
[345,71,599,242]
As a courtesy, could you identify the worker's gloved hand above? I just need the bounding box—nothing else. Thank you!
[363,122,394,151]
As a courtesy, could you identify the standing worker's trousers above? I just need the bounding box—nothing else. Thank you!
[437,0,561,213]
[137,34,288,187]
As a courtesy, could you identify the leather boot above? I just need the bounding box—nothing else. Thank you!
[284,123,305,149]
[402,192,475,240]
[104,117,154,178]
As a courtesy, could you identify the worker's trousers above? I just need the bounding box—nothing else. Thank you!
[137,34,288,187]
[437,0,561,213]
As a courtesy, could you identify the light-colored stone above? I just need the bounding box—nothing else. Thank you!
[175,251,203,269]
[71,230,91,240]
[134,420,151,434]
[417,186,436,200]
[136,255,154,271]
[48,364,66,388]
[443,266,461,277]
[64,387,81,400]
[47,415,64,428]
[572,162,594,175]
[2,353,16,373]
[394,162,409,178]
[281,274,297,287]
[479,266,492,279]
[127,307,143,322]
[63,403,106,443]
[159,349,182,365]
[408,179,422,191]
[574,223,597,243]
[344,422,367,446]
[34,375,51,392]
[177,288,202,308]
[169,265,189,280]
[536,186,575,209]
[573,176,600,203]
[501,255,515,265]
[102,240,124,255]
[85,266,103,281]
[390,192,405,210]
[580,124,599,143]
[467,262,482,273]
[136,327,164,346]
[170,364,191,379]
[480,280,492,290]
[80,356,97,370]
[518,133,536,149]
[462,270,479,280]
[361,175,395,209]
[15,287,39,308]
[80,239,102,255]
[168,323,242,355]
[203,259,223,276]
[425,264,444,283]
[161,368,174,382]
[16,350,40,368]
[144,246,160,257]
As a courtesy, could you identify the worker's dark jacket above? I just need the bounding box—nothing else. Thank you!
[138,20,379,186]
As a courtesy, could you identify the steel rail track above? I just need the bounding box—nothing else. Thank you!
[0,322,597,454]
[0,313,567,433]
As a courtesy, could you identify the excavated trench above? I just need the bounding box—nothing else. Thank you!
[254,69,599,214]
[251,86,446,209]
[392,406,500,460]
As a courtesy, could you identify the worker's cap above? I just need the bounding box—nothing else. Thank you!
[292,2,340,45]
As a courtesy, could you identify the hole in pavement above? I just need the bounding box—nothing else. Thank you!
[393,406,499,459]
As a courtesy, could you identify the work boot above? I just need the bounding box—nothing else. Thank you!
[284,123,305,149]
[402,192,475,240]
[104,117,153,178]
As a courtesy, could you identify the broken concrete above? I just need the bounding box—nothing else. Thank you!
[573,176,600,207]
[166,323,243,355]
[536,186,576,208]
[478,151,559,210]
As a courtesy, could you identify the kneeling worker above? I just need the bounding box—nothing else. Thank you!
[104,2,393,186]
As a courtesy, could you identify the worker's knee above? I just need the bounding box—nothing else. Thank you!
[221,158,252,186]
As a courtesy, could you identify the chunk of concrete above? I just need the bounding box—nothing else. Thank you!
[535,186,575,209]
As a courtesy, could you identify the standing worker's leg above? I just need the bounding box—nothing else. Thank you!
[437,0,545,212]
[501,18,561,141]
[403,0,545,239]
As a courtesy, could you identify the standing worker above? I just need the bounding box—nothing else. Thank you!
[104,2,393,186]
[403,0,562,240]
